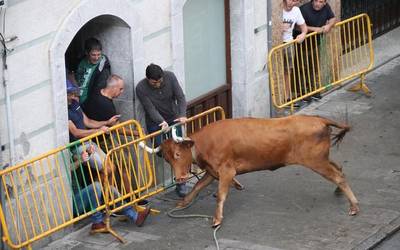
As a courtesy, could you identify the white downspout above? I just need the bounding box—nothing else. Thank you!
[1,38,15,166]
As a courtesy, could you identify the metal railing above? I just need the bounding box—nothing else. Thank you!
[268,14,374,112]
[0,107,226,248]
[0,120,141,249]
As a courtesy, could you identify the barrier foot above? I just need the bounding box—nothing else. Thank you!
[347,74,371,96]
[90,216,125,244]
[135,205,160,215]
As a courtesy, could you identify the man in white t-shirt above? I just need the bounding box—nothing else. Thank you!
[281,0,307,107]
[282,0,307,43]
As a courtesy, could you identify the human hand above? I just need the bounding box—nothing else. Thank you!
[87,144,95,155]
[296,33,306,43]
[174,117,187,124]
[81,151,90,162]
[159,121,169,131]
[321,25,331,34]
[99,126,110,134]
[107,115,121,126]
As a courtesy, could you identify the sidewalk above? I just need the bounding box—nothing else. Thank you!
[44,34,400,250]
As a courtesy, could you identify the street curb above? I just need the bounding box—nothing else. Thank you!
[353,214,400,250]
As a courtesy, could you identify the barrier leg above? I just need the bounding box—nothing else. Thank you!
[348,73,371,96]
[90,173,126,243]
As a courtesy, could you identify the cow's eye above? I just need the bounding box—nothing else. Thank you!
[174,151,181,159]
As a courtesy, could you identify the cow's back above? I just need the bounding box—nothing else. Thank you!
[191,116,329,174]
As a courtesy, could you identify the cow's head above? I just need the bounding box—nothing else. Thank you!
[161,139,194,183]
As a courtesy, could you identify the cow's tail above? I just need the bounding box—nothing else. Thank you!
[321,117,351,147]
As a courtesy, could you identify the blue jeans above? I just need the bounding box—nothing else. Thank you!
[73,182,137,224]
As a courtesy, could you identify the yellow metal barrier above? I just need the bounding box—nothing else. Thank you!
[101,106,226,242]
[268,14,374,111]
[0,120,141,249]
[0,107,226,248]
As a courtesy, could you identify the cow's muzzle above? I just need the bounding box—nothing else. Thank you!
[175,177,188,184]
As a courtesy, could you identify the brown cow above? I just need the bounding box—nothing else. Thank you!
[159,115,359,227]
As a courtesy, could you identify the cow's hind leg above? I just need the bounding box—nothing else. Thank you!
[176,172,214,208]
[308,160,359,216]
[330,161,344,195]
[213,166,236,227]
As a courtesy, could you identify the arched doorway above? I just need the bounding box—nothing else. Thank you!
[49,0,145,147]
[65,15,134,120]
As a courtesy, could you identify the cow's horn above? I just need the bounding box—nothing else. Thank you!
[138,141,161,153]
[171,126,184,142]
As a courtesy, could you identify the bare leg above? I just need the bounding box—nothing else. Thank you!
[213,167,236,227]
[176,172,214,208]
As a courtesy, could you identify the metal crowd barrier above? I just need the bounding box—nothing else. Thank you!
[0,107,226,248]
[0,120,141,249]
[268,13,374,112]
[101,106,226,242]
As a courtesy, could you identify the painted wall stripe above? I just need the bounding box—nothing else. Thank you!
[0,122,55,157]
[254,23,268,34]
[8,32,55,56]
[7,0,29,7]
[143,26,171,42]
[0,79,50,105]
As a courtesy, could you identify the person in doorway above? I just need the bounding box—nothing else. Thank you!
[282,0,308,108]
[135,63,188,197]
[83,74,124,122]
[67,80,151,232]
[300,0,337,101]
[75,37,111,106]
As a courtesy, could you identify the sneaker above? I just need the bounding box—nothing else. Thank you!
[90,222,107,234]
[135,207,151,227]
[175,183,188,198]
[311,93,322,101]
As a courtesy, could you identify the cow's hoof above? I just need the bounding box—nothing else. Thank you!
[234,183,245,191]
[176,200,189,208]
[212,218,222,228]
[348,206,359,216]
[334,187,343,196]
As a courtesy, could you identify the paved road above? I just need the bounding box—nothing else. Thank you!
[44,56,400,250]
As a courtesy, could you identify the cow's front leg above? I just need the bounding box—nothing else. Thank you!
[213,167,236,227]
[176,172,214,208]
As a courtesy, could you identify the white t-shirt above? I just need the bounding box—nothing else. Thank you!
[282,6,305,43]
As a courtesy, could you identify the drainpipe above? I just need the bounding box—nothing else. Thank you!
[1,42,15,166]
[267,0,276,117]
[1,31,16,250]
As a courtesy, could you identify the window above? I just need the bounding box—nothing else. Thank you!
[183,0,227,100]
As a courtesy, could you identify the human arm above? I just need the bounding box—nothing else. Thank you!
[68,120,107,139]
[295,23,307,43]
[82,112,119,129]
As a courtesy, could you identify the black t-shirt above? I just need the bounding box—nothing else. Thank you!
[83,92,117,121]
[300,2,335,29]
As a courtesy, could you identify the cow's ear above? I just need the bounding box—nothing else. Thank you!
[181,139,194,149]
